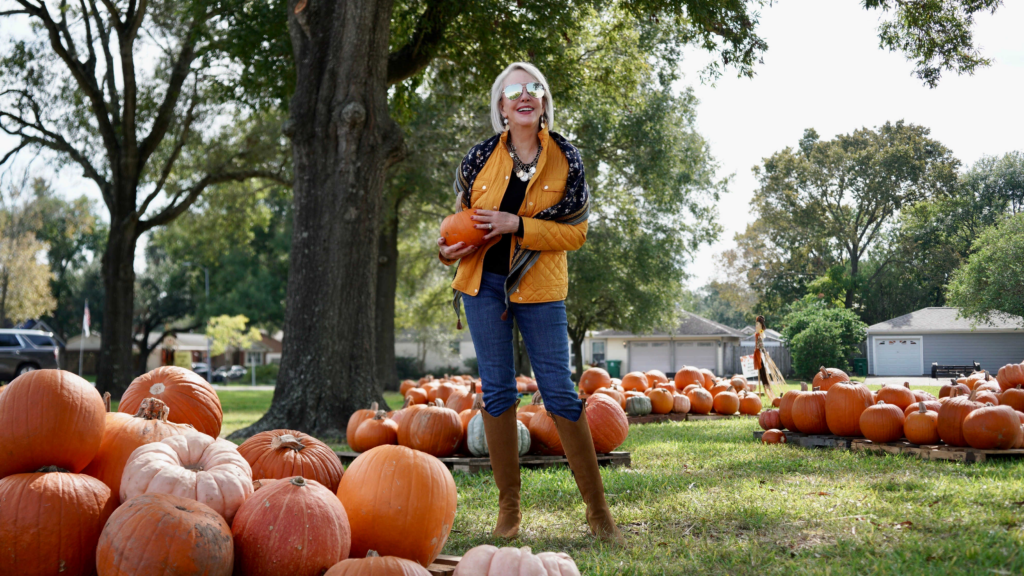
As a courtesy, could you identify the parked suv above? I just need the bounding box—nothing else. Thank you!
[0,329,60,382]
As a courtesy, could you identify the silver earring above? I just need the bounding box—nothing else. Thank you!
[540,116,546,129]
[503,117,509,130]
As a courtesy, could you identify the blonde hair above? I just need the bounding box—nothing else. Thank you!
[489,62,555,133]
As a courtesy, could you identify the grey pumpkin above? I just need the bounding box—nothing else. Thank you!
[625,395,653,417]
[466,412,531,457]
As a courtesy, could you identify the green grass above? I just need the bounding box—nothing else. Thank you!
[215,388,1024,574]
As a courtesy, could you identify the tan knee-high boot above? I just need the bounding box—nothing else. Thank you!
[552,410,625,545]
[482,407,521,538]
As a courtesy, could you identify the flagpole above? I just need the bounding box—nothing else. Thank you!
[79,299,87,376]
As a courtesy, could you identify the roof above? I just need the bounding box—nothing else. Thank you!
[592,311,744,338]
[740,326,784,341]
[867,307,1024,334]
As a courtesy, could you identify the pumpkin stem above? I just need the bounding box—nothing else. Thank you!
[271,434,306,452]
[373,410,387,421]
[433,398,445,408]
[472,394,484,410]
[918,401,927,414]
[367,550,381,558]
[289,477,307,487]
[532,391,543,405]
[35,466,69,473]
[135,398,171,421]
[904,382,910,389]
[799,382,807,392]
[184,464,205,471]
[103,391,111,412]
[402,396,412,409]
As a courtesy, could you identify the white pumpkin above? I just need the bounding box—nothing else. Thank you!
[466,413,531,457]
[120,431,253,523]
[454,545,580,576]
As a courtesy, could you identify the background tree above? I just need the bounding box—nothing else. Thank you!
[206,314,261,357]
[130,245,198,375]
[946,213,1024,328]
[0,0,289,396]
[0,178,56,325]
[780,296,868,378]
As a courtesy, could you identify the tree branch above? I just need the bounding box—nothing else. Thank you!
[386,0,458,85]
[138,169,289,232]
[136,94,197,217]
[87,0,120,127]
[137,22,198,172]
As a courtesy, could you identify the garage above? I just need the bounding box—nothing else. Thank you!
[674,341,717,371]
[872,337,922,376]
[628,341,671,373]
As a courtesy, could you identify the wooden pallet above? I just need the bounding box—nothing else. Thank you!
[752,430,854,449]
[427,554,460,576]
[688,413,757,422]
[336,451,631,474]
[627,413,688,425]
[850,439,1024,463]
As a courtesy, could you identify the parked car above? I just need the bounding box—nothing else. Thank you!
[212,365,247,382]
[0,329,60,382]
[192,362,211,381]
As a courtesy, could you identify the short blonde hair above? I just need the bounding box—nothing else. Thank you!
[490,62,555,133]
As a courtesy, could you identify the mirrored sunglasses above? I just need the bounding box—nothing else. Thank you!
[503,82,546,101]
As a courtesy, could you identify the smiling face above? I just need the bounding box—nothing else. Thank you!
[500,69,545,132]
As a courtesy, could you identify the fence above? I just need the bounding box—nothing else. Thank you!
[724,342,792,377]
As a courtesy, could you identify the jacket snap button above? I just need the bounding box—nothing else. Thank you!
[482,185,486,190]
[505,176,509,180]
[493,206,498,209]
[518,297,523,301]
[474,289,478,293]
[544,185,549,190]
[529,202,533,206]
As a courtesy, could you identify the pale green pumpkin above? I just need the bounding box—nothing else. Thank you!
[466,412,531,457]
[625,395,652,417]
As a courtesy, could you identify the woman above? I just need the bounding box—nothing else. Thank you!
[437,62,623,545]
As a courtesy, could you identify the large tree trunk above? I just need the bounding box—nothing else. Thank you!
[229,0,403,440]
[96,225,137,399]
[375,204,400,391]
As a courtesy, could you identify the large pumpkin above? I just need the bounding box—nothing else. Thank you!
[579,368,612,395]
[712,390,740,415]
[0,369,105,478]
[445,388,476,413]
[120,432,253,523]
[686,387,713,415]
[0,468,116,576]
[352,412,400,453]
[904,402,940,445]
[962,404,1022,450]
[904,400,941,418]
[673,366,704,389]
[82,397,193,498]
[586,393,629,453]
[825,382,874,437]
[645,370,669,387]
[238,429,345,491]
[440,210,488,247]
[326,552,431,576]
[791,390,829,435]
[96,493,233,576]
[939,379,971,399]
[761,429,786,444]
[648,388,673,414]
[453,545,581,576]
[812,367,849,392]
[118,366,222,437]
[709,381,732,399]
[1000,385,1024,412]
[937,390,983,447]
[778,388,808,432]
[875,384,916,411]
[699,369,717,390]
[996,362,1024,392]
[397,400,463,457]
[528,409,564,456]
[859,401,905,444]
[621,372,649,392]
[234,477,351,576]
[337,445,457,567]
[594,388,626,410]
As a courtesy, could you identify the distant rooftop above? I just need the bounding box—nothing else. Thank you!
[867,307,1023,333]
[593,311,744,338]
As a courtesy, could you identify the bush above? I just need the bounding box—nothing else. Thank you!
[395,356,421,380]
[782,298,867,378]
[254,363,279,384]
[462,357,479,377]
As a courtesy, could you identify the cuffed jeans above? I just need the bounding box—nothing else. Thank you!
[461,272,584,421]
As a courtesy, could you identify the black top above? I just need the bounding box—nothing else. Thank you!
[482,170,527,276]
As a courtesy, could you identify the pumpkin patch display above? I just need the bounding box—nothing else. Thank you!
[454,545,581,576]
[621,371,650,392]
[352,412,401,454]
[671,393,691,414]
[96,493,233,576]
[673,366,704,389]
[234,477,351,576]
[337,445,457,567]
[859,401,905,443]
[962,404,1023,450]
[709,381,732,399]
[937,390,984,447]
[347,402,381,441]
[738,391,762,415]
[699,369,717,390]
[686,387,713,415]
[405,388,429,405]
[0,369,106,478]
[997,362,1024,392]
[904,400,941,418]
[82,397,194,497]
[648,388,673,414]
[791,390,829,435]
[825,381,874,437]
[875,384,916,411]
[759,409,782,431]
[326,552,431,576]
[467,411,531,457]
[441,210,489,247]
[120,431,253,523]
[761,429,786,444]
[904,402,940,445]
[237,429,345,492]
[586,393,629,453]
[0,467,116,576]
[939,379,971,399]
[118,366,223,437]
[712,390,740,415]
[812,367,849,391]
[397,399,463,457]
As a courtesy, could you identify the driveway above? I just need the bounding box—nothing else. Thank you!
[864,376,947,388]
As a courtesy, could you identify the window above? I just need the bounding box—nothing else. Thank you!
[25,334,55,347]
[244,352,263,365]
[0,334,20,347]
[592,341,605,364]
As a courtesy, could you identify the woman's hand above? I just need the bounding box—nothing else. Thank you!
[472,209,520,241]
[438,237,478,260]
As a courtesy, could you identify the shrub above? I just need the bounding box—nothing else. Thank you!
[782,299,867,378]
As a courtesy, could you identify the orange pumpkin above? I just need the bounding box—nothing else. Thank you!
[812,366,849,392]
[0,369,106,477]
[859,401,905,443]
[778,388,808,432]
[579,368,612,395]
[528,408,564,455]
[939,379,971,399]
[673,366,704,389]
[699,369,717,390]
[904,402,940,445]
[445,388,476,413]
[937,390,983,447]
[975,390,1000,406]
[738,391,762,416]
[759,409,782,431]
[1000,385,1024,412]
[792,390,829,435]
[966,371,989,390]
[405,388,429,405]
[518,392,545,415]
[326,552,431,576]
[347,402,381,445]
[682,384,701,395]
[904,400,941,418]
[762,429,786,444]
[686,387,713,415]
[712,390,740,415]
[594,388,627,410]
[586,394,629,453]
[997,362,1024,392]
[655,382,679,395]
[235,477,352,575]
[337,446,457,567]
[648,388,673,414]
[82,397,193,497]
[440,209,488,247]
[645,370,669,387]
[709,381,732,399]
[458,395,484,454]
[0,468,116,575]
[621,371,650,392]
[97,493,233,576]
[875,384,916,411]
[352,411,400,453]
[962,404,1022,450]
[825,381,874,437]
[397,400,462,457]
[118,366,223,437]
[400,380,417,396]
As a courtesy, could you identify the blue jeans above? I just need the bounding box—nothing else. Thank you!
[462,272,583,421]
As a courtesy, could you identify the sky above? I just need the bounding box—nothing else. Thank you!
[676,0,1024,290]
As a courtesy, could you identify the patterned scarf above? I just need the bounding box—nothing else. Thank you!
[451,130,590,328]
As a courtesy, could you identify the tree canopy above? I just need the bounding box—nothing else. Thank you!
[946,212,1024,328]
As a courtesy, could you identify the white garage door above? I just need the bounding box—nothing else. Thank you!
[873,337,923,376]
[629,341,672,373]
[675,341,717,372]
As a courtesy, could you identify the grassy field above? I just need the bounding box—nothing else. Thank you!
[215,388,1023,575]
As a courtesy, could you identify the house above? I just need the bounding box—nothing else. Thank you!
[582,312,745,377]
[394,329,476,373]
[866,307,1024,376]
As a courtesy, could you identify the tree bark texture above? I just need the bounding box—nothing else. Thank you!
[230,0,403,440]
[97,223,138,398]
[375,207,400,391]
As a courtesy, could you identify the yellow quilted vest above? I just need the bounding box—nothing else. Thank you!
[441,128,588,303]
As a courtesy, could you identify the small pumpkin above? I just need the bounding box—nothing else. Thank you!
[875,384,916,411]
[778,386,808,432]
[1000,385,1024,412]
[625,395,653,417]
[791,390,829,435]
[738,391,762,416]
[762,429,786,444]
[440,209,488,247]
[400,380,417,396]
[904,400,941,418]
[405,388,429,405]
[825,381,874,437]
[326,551,431,576]
[445,388,476,413]
[812,367,849,392]
[397,399,463,458]
[759,409,782,431]
[730,375,748,392]
[352,411,400,453]
[671,393,691,414]
[238,429,345,492]
[645,370,669,387]
[712,390,740,415]
[234,477,352,576]
[594,388,626,409]
[119,366,223,437]
[709,381,732,399]
[97,493,233,576]
[699,369,717,390]
[579,367,611,395]
[962,404,1022,450]
[347,402,381,442]
[859,401,905,444]
[648,388,673,414]
[467,411,530,457]
[586,393,629,453]
[686,387,713,415]
[939,379,971,399]
[337,445,457,567]
[904,402,940,445]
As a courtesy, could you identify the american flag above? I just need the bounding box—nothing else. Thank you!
[83,301,91,338]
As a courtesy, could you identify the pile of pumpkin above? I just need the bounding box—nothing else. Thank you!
[0,367,460,576]
[348,373,630,458]
[577,366,762,418]
[757,364,1024,450]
